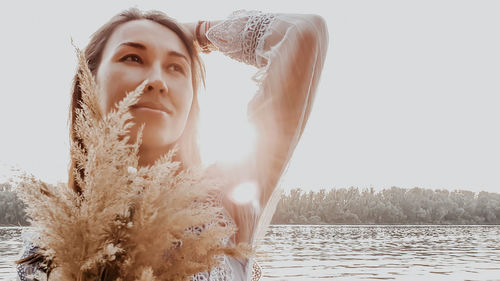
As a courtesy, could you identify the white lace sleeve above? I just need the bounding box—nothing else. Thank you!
[206,10,276,67]
[207,10,329,247]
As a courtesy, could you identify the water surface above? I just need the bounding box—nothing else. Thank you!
[2,225,500,280]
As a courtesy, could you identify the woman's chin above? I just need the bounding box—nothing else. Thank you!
[127,122,177,148]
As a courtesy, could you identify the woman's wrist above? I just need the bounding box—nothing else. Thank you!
[195,21,211,53]
[184,20,220,54]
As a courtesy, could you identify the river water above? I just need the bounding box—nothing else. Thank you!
[2,225,500,280]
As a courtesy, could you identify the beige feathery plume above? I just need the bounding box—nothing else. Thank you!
[16,47,248,281]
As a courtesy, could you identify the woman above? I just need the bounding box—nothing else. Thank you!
[16,7,328,281]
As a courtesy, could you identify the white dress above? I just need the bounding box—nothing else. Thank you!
[17,9,328,281]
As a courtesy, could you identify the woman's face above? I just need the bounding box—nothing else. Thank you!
[96,19,194,149]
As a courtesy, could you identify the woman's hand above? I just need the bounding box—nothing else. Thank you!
[182,22,197,43]
[182,21,220,53]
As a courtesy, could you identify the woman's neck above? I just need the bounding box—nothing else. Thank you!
[137,144,173,167]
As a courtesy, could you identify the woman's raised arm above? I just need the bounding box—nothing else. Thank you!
[193,10,328,244]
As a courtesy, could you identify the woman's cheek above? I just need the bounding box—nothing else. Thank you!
[177,81,194,116]
[106,70,141,113]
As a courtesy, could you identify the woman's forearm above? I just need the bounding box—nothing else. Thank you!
[203,10,328,203]
[189,9,329,211]
[185,10,329,245]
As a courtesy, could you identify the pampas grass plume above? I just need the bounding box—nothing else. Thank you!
[16,47,248,281]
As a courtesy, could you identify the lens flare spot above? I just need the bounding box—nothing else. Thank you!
[230,182,259,205]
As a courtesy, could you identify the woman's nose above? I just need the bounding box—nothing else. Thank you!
[145,80,167,94]
[145,64,168,94]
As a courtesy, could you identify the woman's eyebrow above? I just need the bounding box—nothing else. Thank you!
[168,51,190,64]
[117,41,147,50]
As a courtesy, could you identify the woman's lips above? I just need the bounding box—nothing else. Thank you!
[131,106,169,116]
[130,101,172,115]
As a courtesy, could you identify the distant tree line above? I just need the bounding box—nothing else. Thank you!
[1,182,500,226]
[271,187,500,225]
[0,182,28,226]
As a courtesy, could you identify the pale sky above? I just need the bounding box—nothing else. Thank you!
[0,0,499,194]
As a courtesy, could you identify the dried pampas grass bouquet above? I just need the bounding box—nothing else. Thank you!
[15,47,248,281]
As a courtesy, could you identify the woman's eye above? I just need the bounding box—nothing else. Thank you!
[120,54,143,64]
[168,64,185,74]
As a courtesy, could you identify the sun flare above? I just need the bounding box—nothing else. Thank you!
[230,181,259,205]
[197,56,258,167]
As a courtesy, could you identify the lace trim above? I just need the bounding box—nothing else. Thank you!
[251,261,262,281]
[206,10,276,67]
[242,12,276,67]
[191,258,261,281]
[191,256,233,281]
